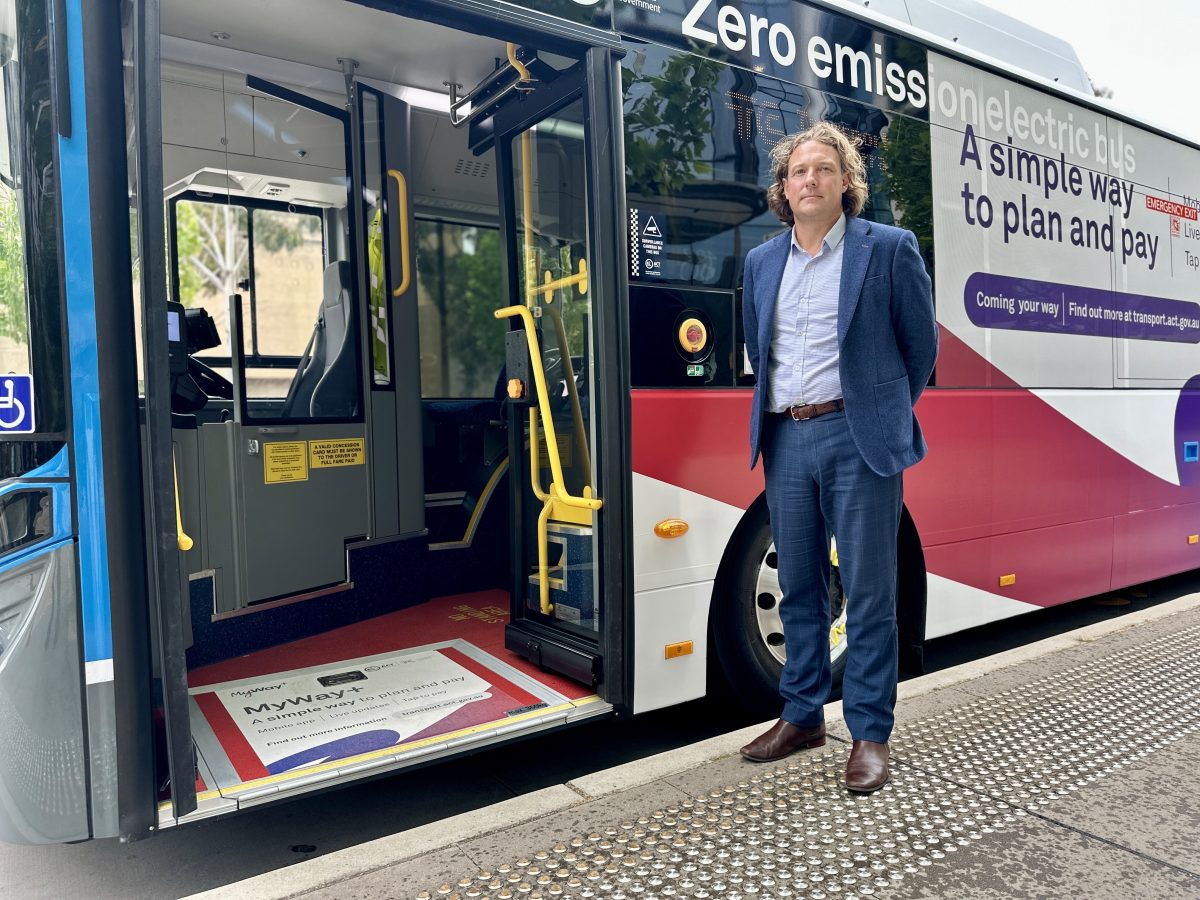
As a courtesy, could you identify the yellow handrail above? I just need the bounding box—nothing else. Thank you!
[506,42,531,83]
[538,296,591,488]
[387,168,411,297]
[532,257,588,304]
[173,453,193,552]
[529,408,550,504]
[498,304,603,614]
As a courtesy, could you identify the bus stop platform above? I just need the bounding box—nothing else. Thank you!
[188,594,1200,900]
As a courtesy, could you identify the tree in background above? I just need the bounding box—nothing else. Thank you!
[415,223,505,397]
[880,115,934,270]
[622,50,720,198]
[0,188,26,341]
[174,201,316,305]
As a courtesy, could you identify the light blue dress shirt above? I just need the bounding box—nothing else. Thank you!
[767,214,846,413]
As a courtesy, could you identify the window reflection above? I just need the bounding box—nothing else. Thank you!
[0,0,28,379]
[621,44,932,289]
[415,220,504,399]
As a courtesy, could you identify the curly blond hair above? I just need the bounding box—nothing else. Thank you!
[766,123,868,224]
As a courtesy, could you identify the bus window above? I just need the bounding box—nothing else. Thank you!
[621,44,934,289]
[247,206,325,399]
[0,173,25,379]
[173,196,249,385]
[415,220,504,398]
[0,7,26,382]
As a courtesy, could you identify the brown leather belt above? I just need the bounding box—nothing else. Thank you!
[779,398,844,421]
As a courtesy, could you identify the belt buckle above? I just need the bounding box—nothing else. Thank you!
[789,405,811,421]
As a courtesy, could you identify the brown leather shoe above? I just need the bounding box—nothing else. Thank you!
[845,739,890,792]
[740,719,826,762]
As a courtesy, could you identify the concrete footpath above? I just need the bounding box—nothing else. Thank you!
[188,595,1200,900]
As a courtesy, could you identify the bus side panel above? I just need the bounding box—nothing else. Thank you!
[630,393,758,713]
[0,543,88,844]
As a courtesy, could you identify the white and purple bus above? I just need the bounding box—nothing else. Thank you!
[0,0,1196,842]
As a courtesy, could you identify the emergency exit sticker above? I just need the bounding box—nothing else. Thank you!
[264,441,309,484]
[310,438,366,469]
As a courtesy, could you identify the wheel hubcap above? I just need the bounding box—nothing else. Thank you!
[754,543,849,668]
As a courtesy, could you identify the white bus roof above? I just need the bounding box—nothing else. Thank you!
[827,0,1093,94]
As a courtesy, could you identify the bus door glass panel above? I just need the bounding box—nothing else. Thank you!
[508,97,600,635]
[248,206,326,409]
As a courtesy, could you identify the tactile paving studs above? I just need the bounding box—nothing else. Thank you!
[418,625,1200,899]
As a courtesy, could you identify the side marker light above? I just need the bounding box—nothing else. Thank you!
[999,573,1016,587]
[1189,534,1199,545]
[665,641,693,659]
[653,519,689,539]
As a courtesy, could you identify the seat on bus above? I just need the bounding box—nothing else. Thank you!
[282,260,357,418]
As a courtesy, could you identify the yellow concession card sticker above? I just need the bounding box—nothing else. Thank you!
[263,441,309,484]
[309,438,366,469]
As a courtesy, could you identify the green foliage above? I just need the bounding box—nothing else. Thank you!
[254,208,319,252]
[172,201,317,306]
[622,52,720,197]
[173,201,204,306]
[415,223,506,396]
[880,116,934,267]
[0,189,27,342]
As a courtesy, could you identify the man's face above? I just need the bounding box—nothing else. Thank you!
[782,140,849,228]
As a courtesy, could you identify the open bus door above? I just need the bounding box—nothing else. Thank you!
[141,5,629,828]
[489,48,631,708]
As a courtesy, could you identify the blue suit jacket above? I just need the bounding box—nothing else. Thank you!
[743,216,938,477]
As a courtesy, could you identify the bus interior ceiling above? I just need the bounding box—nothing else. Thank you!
[150,1,602,800]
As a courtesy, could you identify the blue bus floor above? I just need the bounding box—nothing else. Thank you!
[210,598,1200,900]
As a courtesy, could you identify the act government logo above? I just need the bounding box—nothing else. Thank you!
[570,0,603,5]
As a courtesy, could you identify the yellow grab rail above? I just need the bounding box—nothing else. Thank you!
[497,304,602,614]
[538,296,592,489]
[506,42,531,83]
[173,453,194,552]
[387,168,412,297]
[528,408,599,613]
[532,257,588,305]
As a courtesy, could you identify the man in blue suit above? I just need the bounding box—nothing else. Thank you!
[738,123,937,792]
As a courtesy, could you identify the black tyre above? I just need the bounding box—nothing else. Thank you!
[713,501,849,718]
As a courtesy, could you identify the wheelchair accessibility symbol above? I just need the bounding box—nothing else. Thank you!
[0,374,35,433]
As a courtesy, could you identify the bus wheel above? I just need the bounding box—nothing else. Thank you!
[713,503,848,718]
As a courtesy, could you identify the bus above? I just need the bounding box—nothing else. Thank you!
[1,0,1197,843]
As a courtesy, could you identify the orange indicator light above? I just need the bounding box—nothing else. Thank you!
[653,519,689,539]
[665,641,693,659]
[999,573,1016,587]
[1189,534,1199,545]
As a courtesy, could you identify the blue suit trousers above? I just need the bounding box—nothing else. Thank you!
[762,410,902,743]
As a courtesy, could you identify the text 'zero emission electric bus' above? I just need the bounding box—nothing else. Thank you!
[1,0,1198,842]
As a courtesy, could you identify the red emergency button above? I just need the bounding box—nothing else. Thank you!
[677,317,707,354]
